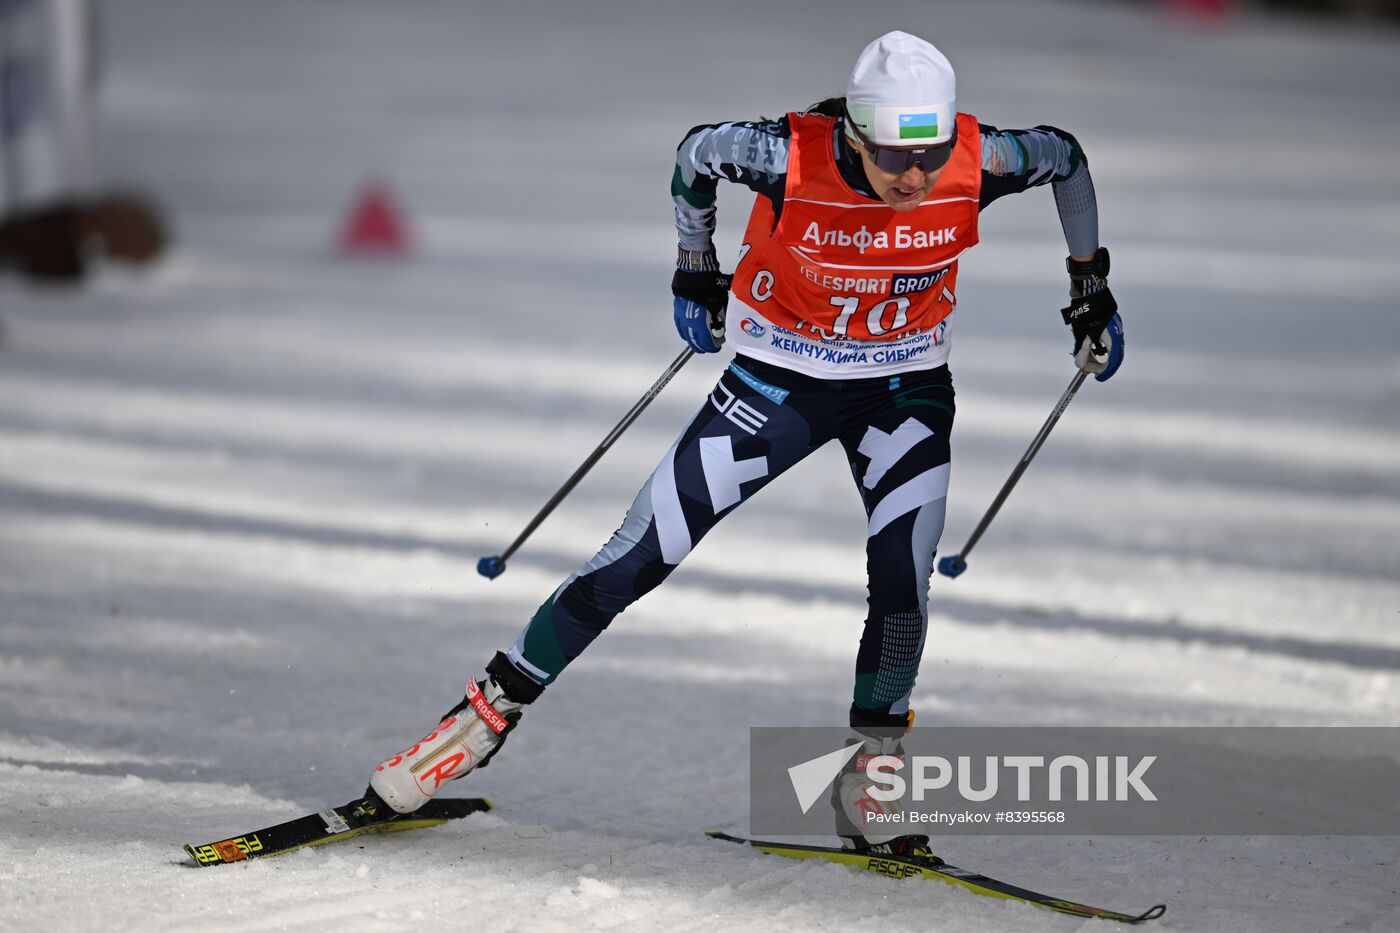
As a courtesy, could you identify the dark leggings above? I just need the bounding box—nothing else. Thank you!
[505,356,955,723]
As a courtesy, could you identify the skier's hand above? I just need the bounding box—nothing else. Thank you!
[1060,247,1124,382]
[672,248,730,354]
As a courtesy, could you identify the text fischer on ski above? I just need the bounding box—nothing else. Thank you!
[369,31,1124,855]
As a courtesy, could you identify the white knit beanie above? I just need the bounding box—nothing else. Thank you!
[845,31,956,147]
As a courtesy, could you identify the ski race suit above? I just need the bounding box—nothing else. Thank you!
[502,108,1098,728]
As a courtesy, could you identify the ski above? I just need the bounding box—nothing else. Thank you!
[184,792,492,867]
[707,831,1165,924]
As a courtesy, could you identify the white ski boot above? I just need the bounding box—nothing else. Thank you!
[369,652,542,814]
[832,712,930,855]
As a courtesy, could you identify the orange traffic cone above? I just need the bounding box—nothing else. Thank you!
[337,180,410,257]
[1162,0,1234,24]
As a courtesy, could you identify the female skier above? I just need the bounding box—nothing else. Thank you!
[367,30,1123,852]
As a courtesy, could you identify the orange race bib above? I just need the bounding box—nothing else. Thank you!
[729,111,982,377]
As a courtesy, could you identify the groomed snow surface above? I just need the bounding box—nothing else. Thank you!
[2,1,1398,930]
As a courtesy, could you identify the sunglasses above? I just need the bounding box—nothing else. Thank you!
[844,115,957,175]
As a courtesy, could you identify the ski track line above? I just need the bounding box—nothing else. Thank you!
[55,207,1391,301]
[13,303,1396,413]
[4,427,1398,561]
[3,367,1397,479]
[4,514,1396,726]
[5,500,1396,644]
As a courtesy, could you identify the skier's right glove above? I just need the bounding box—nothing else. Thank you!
[1060,246,1124,382]
[672,247,730,354]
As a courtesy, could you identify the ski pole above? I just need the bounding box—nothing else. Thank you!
[477,348,696,579]
[937,369,1088,578]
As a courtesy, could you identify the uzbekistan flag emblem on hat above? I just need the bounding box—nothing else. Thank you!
[898,112,940,140]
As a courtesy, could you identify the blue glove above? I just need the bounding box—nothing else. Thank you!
[1090,312,1125,382]
[672,248,730,354]
[673,296,725,353]
[1061,247,1124,383]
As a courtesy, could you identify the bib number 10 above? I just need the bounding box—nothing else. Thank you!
[829,295,909,337]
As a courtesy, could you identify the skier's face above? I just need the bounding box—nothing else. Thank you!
[852,141,943,212]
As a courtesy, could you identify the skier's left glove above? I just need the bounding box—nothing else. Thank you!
[672,247,730,354]
[1060,246,1124,383]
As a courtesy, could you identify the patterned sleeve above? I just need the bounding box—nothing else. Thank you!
[672,118,792,258]
[979,124,1099,258]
